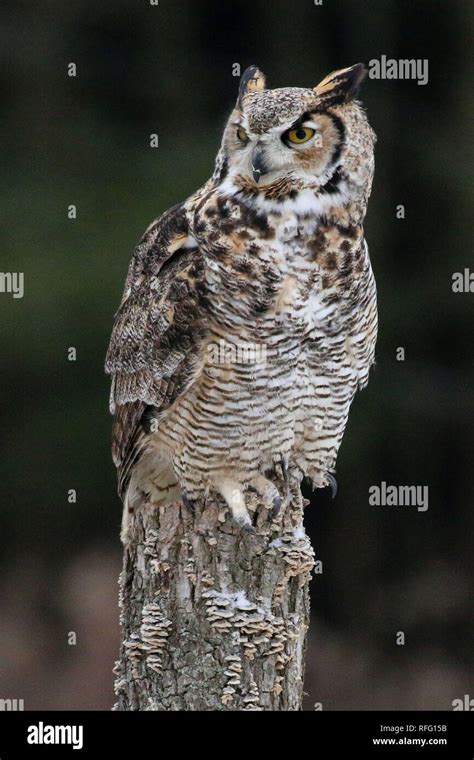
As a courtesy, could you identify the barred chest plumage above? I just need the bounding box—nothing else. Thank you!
[152,189,377,498]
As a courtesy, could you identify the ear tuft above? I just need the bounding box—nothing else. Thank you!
[313,63,367,107]
[238,65,266,106]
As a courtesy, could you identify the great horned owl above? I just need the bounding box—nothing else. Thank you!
[105,64,377,542]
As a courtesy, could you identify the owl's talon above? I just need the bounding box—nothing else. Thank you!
[326,473,338,499]
[238,519,256,534]
[182,493,195,514]
[270,494,282,519]
[280,456,289,485]
[249,473,282,519]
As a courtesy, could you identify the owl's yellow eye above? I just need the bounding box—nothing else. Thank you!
[285,127,316,145]
[237,126,249,143]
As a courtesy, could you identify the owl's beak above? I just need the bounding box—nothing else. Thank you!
[251,145,267,183]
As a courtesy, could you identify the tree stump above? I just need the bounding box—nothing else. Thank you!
[113,476,315,711]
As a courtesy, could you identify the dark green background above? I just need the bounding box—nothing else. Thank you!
[1,0,472,709]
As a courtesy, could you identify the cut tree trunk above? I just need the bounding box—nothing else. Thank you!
[113,475,315,711]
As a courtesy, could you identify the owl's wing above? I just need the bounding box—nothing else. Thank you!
[105,201,209,498]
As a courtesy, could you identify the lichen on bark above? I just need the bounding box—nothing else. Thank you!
[114,477,315,711]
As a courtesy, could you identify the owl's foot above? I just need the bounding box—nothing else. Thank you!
[181,492,196,514]
[216,479,255,533]
[326,473,338,499]
[249,474,282,519]
[209,473,283,532]
[303,470,338,497]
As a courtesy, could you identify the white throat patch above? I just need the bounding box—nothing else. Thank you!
[217,177,350,218]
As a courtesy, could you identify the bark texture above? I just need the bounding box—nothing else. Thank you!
[113,476,315,711]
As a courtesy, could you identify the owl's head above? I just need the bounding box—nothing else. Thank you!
[215,64,375,214]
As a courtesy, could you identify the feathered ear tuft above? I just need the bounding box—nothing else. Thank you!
[313,63,367,107]
[238,65,266,107]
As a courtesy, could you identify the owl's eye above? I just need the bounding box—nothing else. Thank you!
[237,127,249,143]
[285,127,316,145]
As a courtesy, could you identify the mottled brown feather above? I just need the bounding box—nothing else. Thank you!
[105,202,211,498]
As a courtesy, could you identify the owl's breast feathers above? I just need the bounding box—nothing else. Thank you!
[106,188,377,498]
[191,190,377,366]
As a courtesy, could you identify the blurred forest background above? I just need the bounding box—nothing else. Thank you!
[0,0,473,709]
